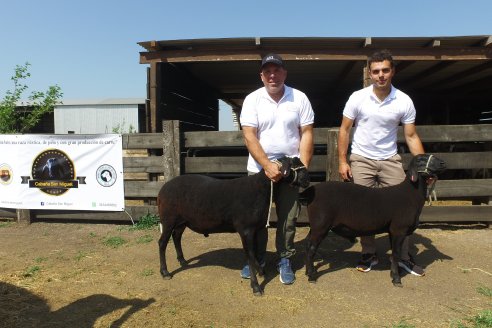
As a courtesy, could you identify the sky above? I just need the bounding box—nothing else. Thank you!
[1,0,491,130]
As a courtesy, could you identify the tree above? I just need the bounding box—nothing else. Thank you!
[0,63,63,133]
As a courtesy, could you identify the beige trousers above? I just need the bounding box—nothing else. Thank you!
[349,153,412,261]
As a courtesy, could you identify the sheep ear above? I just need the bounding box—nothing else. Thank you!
[280,164,290,177]
[408,167,419,183]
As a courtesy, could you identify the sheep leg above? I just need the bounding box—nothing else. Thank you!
[171,225,187,266]
[240,231,263,296]
[158,224,174,279]
[305,230,320,283]
[390,234,405,287]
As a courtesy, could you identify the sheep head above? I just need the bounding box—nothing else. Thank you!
[279,157,310,188]
[407,154,446,183]
[272,156,292,177]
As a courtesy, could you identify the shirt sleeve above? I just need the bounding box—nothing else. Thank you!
[400,95,416,124]
[299,93,315,126]
[342,92,359,120]
[239,93,258,127]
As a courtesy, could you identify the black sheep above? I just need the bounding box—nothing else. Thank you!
[157,156,309,296]
[300,154,446,286]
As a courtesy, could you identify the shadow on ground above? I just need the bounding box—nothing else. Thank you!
[0,282,154,328]
[160,227,454,292]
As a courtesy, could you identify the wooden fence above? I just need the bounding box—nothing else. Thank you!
[2,121,492,224]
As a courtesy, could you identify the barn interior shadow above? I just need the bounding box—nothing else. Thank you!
[0,282,154,328]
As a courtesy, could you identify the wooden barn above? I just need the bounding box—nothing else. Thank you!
[138,36,492,132]
[131,36,492,223]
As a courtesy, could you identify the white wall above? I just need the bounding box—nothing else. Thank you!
[55,104,140,134]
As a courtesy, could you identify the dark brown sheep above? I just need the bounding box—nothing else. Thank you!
[157,156,309,296]
[300,154,446,286]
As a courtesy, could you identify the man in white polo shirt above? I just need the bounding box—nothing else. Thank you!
[240,53,314,285]
[338,49,426,277]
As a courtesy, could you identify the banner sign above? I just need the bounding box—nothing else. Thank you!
[0,134,124,211]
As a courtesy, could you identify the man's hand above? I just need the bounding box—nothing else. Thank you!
[339,162,352,181]
[265,161,282,182]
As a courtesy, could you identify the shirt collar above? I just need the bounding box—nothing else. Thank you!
[370,85,396,104]
[262,84,292,102]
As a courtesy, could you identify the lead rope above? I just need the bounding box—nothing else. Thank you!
[424,154,434,175]
[423,155,437,205]
[266,180,273,227]
[266,159,283,227]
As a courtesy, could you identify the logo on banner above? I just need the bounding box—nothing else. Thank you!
[96,164,117,187]
[21,149,86,196]
[0,163,13,185]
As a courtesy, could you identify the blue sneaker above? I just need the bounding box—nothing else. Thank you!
[240,260,266,279]
[278,258,295,285]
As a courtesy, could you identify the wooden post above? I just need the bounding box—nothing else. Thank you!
[162,120,181,183]
[145,67,152,133]
[326,128,340,181]
[16,209,31,224]
[149,62,162,133]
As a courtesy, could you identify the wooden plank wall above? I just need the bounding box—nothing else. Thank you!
[3,122,492,224]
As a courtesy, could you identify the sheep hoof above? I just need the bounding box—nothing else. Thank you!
[160,271,172,280]
[253,288,264,296]
[178,259,188,267]
[307,275,317,283]
[392,281,403,287]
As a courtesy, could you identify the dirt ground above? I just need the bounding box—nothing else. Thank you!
[0,220,491,328]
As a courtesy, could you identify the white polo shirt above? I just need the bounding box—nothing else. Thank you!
[343,85,416,160]
[240,85,315,172]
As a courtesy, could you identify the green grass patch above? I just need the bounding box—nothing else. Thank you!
[23,265,41,277]
[89,232,97,238]
[168,306,177,316]
[389,320,415,328]
[141,268,154,277]
[136,234,153,244]
[34,257,48,263]
[103,236,127,248]
[477,285,492,297]
[472,310,492,327]
[454,309,492,328]
[0,221,12,228]
[130,212,159,231]
[74,251,88,261]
